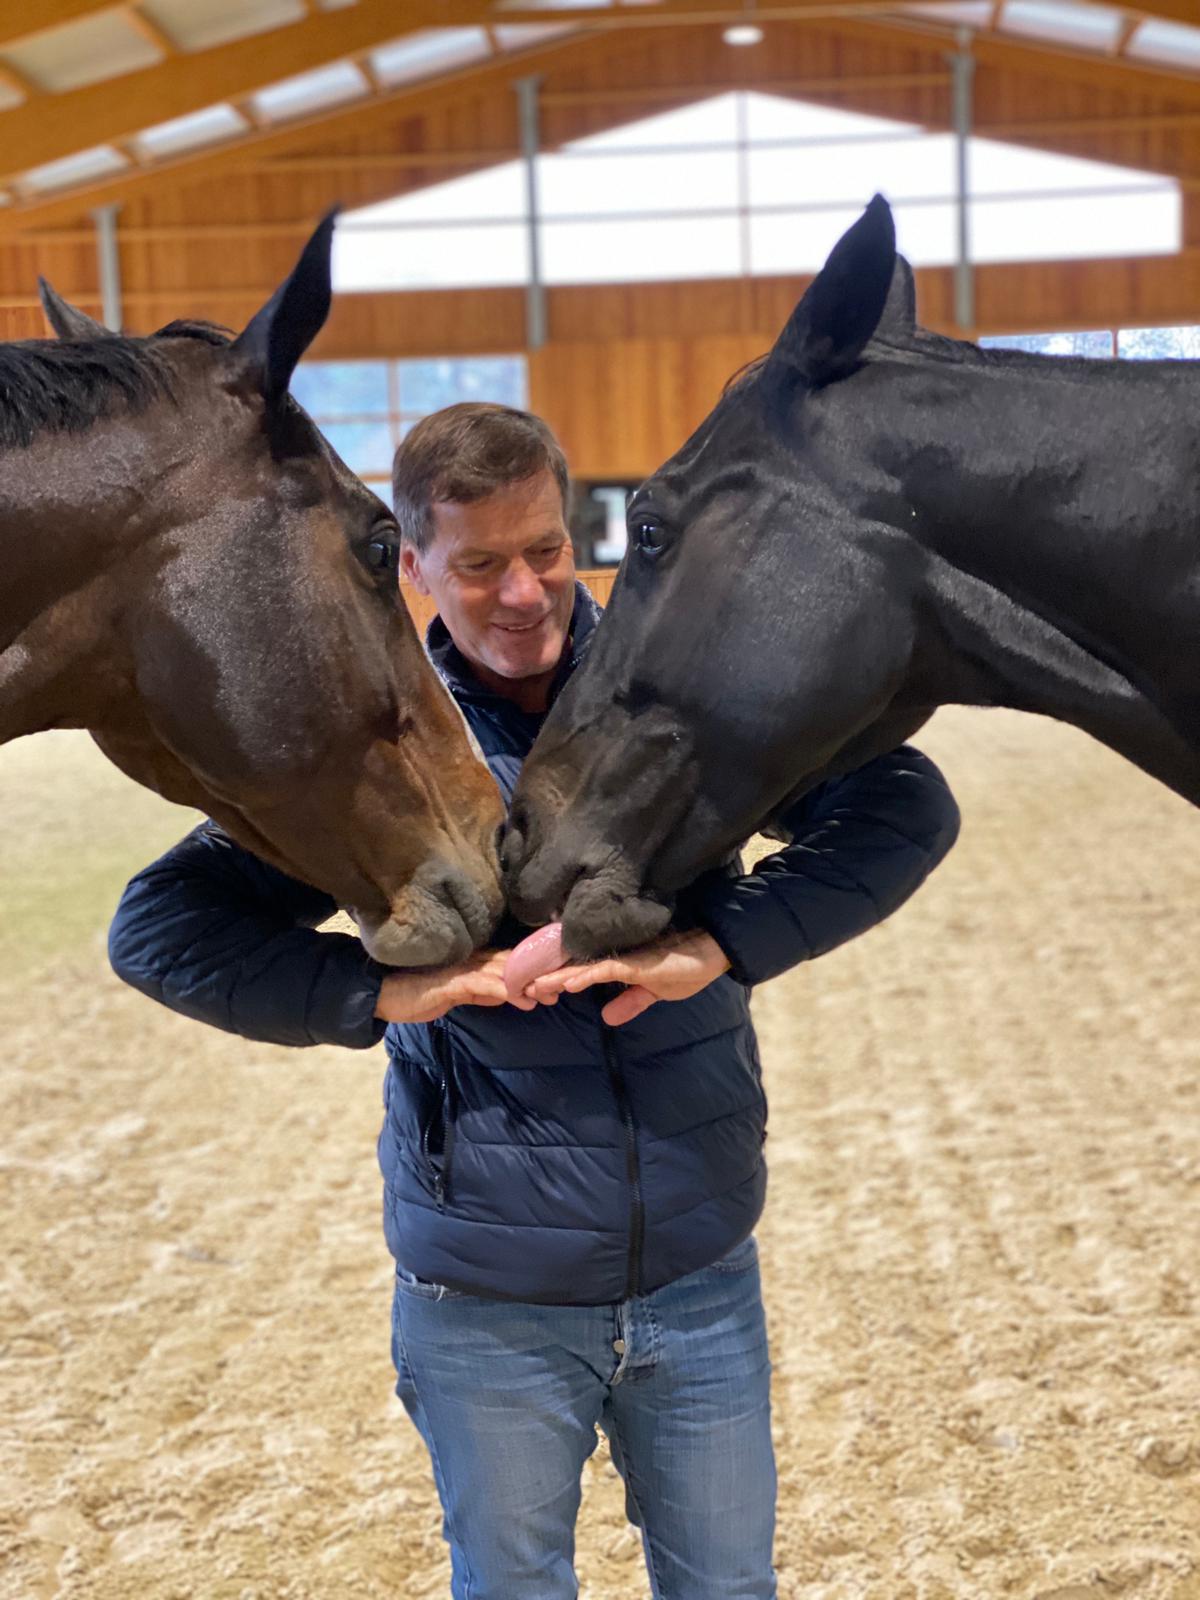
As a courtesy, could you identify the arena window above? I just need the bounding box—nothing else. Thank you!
[289,356,529,488]
[332,90,1181,293]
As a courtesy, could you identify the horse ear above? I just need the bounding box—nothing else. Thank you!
[766,194,897,388]
[878,252,916,338]
[230,207,338,406]
[38,278,111,340]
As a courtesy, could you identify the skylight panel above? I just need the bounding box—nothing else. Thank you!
[21,146,128,194]
[133,104,248,162]
[370,29,490,87]
[345,164,525,225]
[900,3,995,26]
[252,61,369,123]
[141,0,305,53]
[493,24,580,49]
[999,1,1125,50]
[1127,19,1200,69]
[7,12,161,93]
[575,94,740,149]
[744,91,910,142]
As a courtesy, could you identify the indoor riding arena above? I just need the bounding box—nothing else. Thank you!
[2,4,1199,1598]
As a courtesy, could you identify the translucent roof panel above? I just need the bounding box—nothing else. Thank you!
[493,24,580,49]
[345,163,526,224]
[968,137,1175,195]
[335,89,1182,295]
[252,61,369,123]
[142,0,305,53]
[1128,19,1200,69]
[21,146,128,194]
[745,92,916,142]
[370,29,490,88]
[576,94,740,149]
[541,148,740,216]
[1000,1,1125,50]
[7,12,161,93]
[333,223,529,291]
[133,104,249,162]
[901,3,995,26]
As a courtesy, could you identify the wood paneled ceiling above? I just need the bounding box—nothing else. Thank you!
[0,0,1199,242]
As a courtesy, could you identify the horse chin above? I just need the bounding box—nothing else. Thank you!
[356,909,476,968]
[353,858,501,967]
[558,871,673,961]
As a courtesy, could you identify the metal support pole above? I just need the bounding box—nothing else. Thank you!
[951,29,975,334]
[516,75,547,352]
[91,203,122,331]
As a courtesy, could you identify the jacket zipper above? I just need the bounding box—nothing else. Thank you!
[601,1018,644,1299]
[427,1024,458,1212]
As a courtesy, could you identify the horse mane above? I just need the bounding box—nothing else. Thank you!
[0,318,234,451]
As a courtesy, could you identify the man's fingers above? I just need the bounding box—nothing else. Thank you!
[601,986,658,1027]
[562,960,629,993]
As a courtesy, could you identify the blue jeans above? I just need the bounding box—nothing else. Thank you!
[390,1235,776,1599]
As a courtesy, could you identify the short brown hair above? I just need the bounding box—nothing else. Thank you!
[393,401,570,554]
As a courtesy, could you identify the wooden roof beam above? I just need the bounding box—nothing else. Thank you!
[0,25,601,235]
[0,0,495,185]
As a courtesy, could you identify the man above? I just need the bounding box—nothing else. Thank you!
[110,401,960,1599]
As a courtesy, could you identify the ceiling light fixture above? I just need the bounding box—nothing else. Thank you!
[723,0,762,46]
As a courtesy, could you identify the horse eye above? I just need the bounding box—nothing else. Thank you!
[630,516,667,558]
[366,534,398,572]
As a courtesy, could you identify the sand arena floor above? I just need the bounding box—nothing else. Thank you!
[1,711,1199,1600]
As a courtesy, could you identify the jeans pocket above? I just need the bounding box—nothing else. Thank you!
[394,1263,461,1301]
[708,1234,759,1275]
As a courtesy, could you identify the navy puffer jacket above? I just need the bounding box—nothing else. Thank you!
[110,585,960,1305]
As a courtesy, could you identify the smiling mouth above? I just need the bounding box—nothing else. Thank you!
[493,618,547,634]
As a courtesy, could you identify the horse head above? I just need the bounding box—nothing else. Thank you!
[505,197,935,955]
[23,215,504,965]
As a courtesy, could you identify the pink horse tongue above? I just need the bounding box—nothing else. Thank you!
[504,922,566,1000]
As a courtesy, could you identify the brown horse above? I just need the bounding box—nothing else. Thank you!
[3,214,504,966]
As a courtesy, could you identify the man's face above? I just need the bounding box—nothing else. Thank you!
[401,469,576,692]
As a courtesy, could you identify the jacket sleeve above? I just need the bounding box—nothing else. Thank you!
[108,821,389,1050]
[683,744,960,988]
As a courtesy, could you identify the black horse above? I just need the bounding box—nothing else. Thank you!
[505,195,1200,955]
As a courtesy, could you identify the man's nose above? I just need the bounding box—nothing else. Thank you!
[498,560,543,610]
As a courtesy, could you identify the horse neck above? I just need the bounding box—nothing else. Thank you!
[0,425,172,743]
[882,351,1200,802]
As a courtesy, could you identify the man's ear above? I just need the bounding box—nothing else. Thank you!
[400,542,430,596]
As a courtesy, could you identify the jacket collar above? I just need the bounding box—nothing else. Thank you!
[425,579,604,710]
